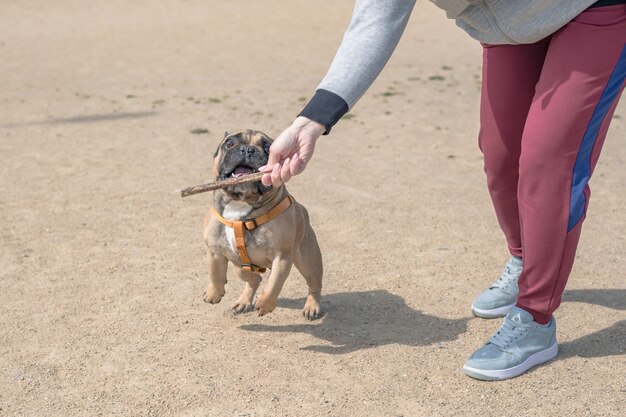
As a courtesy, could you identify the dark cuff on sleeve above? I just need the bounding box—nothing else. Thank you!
[298,89,349,135]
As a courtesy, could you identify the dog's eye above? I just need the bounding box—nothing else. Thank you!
[224,138,236,149]
[262,141,271,155]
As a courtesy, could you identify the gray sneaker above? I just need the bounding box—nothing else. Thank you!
[471,256,522,318]
[463,306,558,381]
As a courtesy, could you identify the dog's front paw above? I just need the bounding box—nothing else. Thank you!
[203,287,224,304]
[231,300,254,314]
[302,294,321,320]
[255,293,277,316]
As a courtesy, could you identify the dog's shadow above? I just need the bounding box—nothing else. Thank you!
[239,290,469,354]
[239,288,625,357]
[558,288,626,359]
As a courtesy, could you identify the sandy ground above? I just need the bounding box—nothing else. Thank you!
[1,1,625,416]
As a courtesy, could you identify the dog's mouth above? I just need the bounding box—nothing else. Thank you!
[227,165,256,178]
[219,161,272,196]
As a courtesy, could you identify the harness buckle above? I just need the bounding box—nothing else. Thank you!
[241,263,266,273]
[244,218,258,230]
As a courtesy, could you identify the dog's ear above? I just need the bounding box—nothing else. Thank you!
[261,138,272,156]
[259,131,273,144]
[214,131,230,157]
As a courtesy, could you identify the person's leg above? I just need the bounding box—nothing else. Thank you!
[516,5,626,323]
[472,40,549,318]
[478,40,550,258]
[465,5,626,381]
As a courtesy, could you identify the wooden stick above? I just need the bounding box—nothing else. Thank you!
[181,172,265,198]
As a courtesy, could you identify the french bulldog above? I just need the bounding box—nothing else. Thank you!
[202,129,323,319]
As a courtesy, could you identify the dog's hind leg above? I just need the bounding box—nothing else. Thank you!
[294,226,323,320]
[203,251,228,304]
[231,270,262,314]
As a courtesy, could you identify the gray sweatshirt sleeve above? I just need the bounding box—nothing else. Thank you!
[299,0,417,133]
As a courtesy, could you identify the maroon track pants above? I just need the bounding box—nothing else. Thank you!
[479,5,626,324]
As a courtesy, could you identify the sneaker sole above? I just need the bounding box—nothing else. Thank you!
[463,342,558,381]
[471,303,515,319]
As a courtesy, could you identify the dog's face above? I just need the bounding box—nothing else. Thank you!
[213,129,275,201]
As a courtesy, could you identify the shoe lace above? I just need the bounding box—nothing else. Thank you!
[490,262,519,290]
[489,320,529,349]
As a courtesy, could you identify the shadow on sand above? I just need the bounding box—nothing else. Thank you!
[239,288,625,358]
[562,288,625,311]
[0,111,157,128]
[239,290,470,354]
[558,288,625,359]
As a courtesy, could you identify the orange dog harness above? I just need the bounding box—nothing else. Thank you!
[211,195,294,273]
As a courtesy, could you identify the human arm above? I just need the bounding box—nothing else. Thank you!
[261,0,417,186]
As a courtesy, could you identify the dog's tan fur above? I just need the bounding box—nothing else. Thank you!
[202,130,323,319]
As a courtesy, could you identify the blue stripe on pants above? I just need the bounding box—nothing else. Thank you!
[569,45,626,232]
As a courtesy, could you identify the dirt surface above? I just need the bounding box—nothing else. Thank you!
[1,1,625,416]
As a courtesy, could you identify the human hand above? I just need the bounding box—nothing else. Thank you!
[260,116,325,187]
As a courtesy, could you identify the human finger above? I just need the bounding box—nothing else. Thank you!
[270,163,283,187]
[280,157,292,183]
[289,153,301,176]
[261,172,272,186]
[265,145,283,168]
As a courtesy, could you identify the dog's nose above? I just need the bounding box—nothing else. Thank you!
[239,145,256,155]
